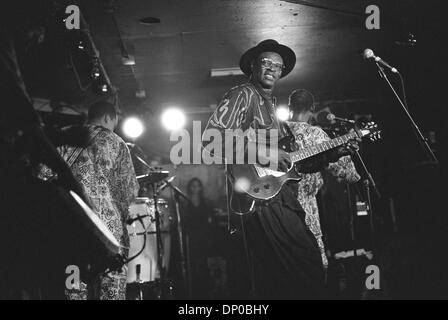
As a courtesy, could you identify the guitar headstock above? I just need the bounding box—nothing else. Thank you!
[359,122,382,141]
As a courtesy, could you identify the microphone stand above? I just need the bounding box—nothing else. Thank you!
[340,122,382,254]
[352,148,381,252]
[166,180,192,299]
[353,148,381,200]
[375,63,438,164]
[151,183,165,289]
[127,143,155,173]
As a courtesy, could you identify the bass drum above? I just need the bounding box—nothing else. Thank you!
[126,197,172,283]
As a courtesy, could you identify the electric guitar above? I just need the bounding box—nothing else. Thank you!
[228,122,381,213]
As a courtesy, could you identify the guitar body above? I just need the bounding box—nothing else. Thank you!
[229,135,302,202]
[229,163,302,201]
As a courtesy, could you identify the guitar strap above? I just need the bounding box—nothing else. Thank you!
[66,126,102,168]
[282,120,295,140]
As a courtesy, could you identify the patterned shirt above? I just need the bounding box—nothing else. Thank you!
[57,125,139,250]
[288,121,360,267]
[39,125,139,299]
[204,81,287,160]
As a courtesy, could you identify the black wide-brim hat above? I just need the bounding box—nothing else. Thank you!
[239,39,296,78]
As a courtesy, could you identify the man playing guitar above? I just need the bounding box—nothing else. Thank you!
[203,40,361,299]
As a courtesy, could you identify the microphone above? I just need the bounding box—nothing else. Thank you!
[327,113,355,124]
[363,48,398,73]
[126,214,151,225]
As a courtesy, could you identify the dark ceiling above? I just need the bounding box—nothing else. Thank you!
[84,0,393,113]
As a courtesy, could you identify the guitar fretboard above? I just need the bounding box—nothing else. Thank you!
[290,131,358,163]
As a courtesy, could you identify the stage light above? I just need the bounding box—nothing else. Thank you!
[92,67,100,79]
[77,41,85,50]
[234,177,250,193]
[161,108,186,131]
[122,117,144,139]
[91,58,101,79]
[276,106,290,121]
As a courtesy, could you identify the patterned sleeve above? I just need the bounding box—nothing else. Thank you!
[303,125,361,184]
[328,155,361,183]
[202,86,252,162]
[117,140,139,203]
[309,125,331,144]
[313,126,361,183]
[110,138,139,219]
[206,86,251,131]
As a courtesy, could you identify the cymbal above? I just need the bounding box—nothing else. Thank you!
[136,171,169,185]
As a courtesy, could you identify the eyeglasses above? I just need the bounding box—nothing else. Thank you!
[260,58,285,72]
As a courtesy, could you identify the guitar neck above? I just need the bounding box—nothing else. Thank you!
[289,131,358,163]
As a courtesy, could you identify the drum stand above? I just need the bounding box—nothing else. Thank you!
[163,179,193,299]
[135,264,144,300]
[151,183,166,283]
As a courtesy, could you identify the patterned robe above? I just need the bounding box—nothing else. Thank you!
[41,125,139,299]
[288,122,360,268]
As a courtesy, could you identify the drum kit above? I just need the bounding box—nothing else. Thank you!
[123,170,173,299]
[127,197,171,284]
[124,151,192,300]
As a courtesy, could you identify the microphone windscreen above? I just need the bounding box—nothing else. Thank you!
[363,48,374,59]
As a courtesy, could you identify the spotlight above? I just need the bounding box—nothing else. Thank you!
[161,108,186,131]
[276,106,290,121]
[234,177,250,193]
[122,117,144,139]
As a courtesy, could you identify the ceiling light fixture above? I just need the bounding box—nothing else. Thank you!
[210,68,244,77]
[139,17,161,25]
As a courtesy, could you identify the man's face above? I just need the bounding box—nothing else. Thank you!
[251,52,284,89]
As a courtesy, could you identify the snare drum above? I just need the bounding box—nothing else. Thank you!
[126,197,172,283]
